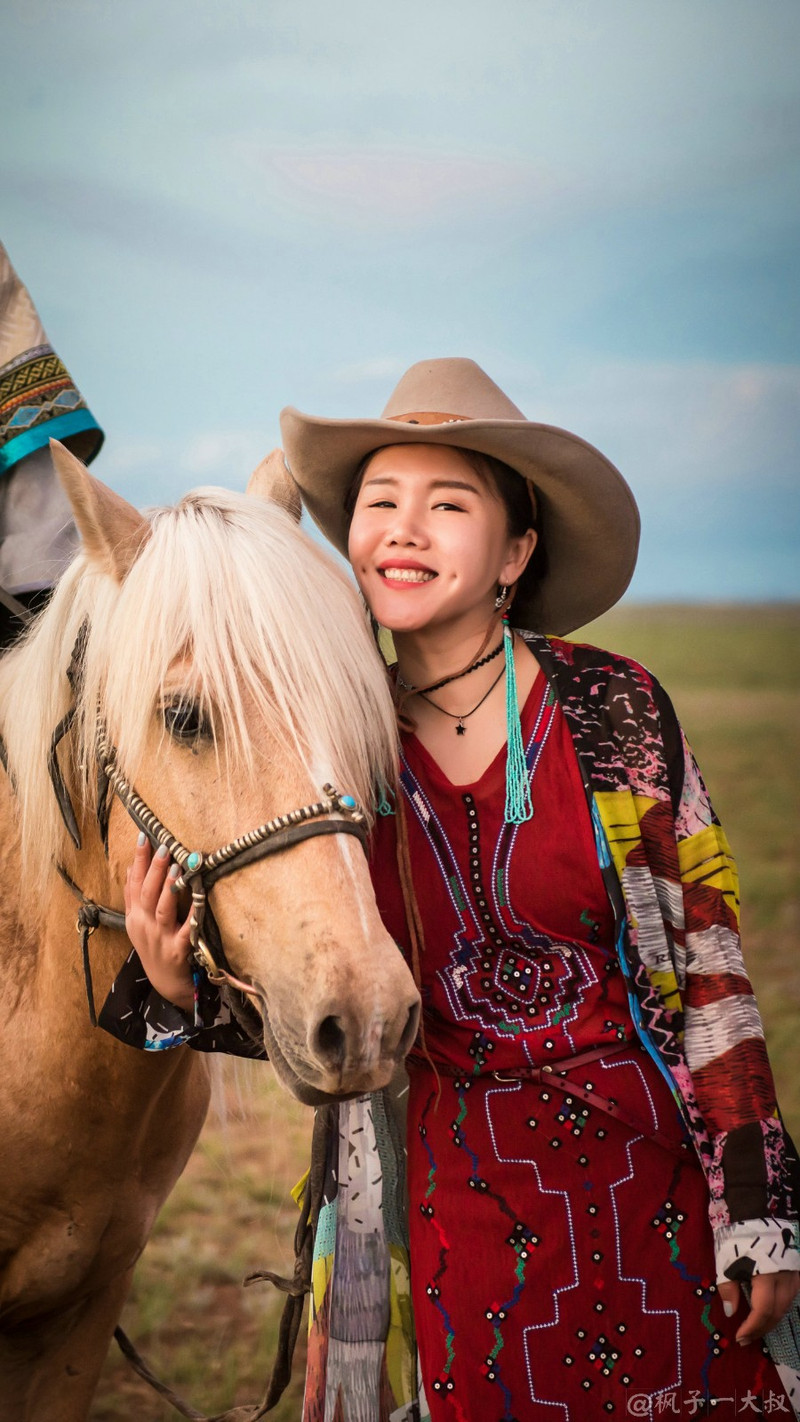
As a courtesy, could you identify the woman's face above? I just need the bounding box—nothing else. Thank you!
[347,443,536,637]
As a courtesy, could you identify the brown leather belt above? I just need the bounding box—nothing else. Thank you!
[489,1040,692,1161]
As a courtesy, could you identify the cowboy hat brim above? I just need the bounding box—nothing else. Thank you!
[280,408,640,636]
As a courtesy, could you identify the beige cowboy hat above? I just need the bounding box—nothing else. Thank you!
[280,357,640,636]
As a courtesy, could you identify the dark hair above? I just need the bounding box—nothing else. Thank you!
[343,443,548,595]
[457,448,536,539]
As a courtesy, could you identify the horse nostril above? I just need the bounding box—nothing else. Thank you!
[396,1000,421,1059]
[312,1014,347,1071]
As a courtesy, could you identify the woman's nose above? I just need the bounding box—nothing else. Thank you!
[385,505,426,546]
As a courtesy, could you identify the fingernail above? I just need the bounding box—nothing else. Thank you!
[168,864,180,879]
[156,844,169,859]
[737,1336,751,1347]
[137,831,146,847]
[723,1300,735,1318]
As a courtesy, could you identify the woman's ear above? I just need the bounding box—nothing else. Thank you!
[500,528,538,588]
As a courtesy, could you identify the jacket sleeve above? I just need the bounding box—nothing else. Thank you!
[97,946,268,1059]
[657,685,800,1278]
[538,635,799,1283]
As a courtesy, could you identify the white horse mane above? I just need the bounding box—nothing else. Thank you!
[0,485,397,892]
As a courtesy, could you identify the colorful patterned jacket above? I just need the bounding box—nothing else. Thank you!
[523,632,799,1284]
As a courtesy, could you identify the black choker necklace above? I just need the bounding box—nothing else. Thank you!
[397,639,504,697]
[419,663,506,734]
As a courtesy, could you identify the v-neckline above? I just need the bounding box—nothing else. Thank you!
[402,667,546,792]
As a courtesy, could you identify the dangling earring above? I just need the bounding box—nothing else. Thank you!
[502,613,533,825]
[494,584,509,611]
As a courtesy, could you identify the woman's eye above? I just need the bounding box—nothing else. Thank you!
[367,499,396,509]
[433,501,465,512]
[163,701,212,744]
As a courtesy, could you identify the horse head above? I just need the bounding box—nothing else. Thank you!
[3,441,419,1104]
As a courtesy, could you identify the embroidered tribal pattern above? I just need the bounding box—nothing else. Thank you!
[0,345,90,446]
[399,682,593,1059]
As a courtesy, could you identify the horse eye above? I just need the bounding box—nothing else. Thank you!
[163,701,211,744]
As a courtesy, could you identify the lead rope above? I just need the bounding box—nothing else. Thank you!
[111,1104,336,1420]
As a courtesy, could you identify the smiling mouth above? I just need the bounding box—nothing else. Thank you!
[379,568,437,584]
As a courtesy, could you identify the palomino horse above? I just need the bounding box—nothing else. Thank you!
[0,443,419,1422]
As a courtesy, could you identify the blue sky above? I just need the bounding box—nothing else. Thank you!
[3,0,798,600]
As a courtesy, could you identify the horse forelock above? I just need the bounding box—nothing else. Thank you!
[0,486,397,893]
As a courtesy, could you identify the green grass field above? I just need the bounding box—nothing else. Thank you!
[91,604,800,1421]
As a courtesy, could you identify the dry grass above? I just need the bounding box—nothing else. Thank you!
[92,604,800,1420]
[92,1063,310,1421]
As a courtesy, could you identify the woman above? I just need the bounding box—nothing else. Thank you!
[109,359,799,1419]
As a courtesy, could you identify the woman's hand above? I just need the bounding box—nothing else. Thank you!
[124,835,195,1013]
[717,1270,800,1344]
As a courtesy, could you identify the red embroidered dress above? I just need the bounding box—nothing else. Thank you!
[369,671,790,1420]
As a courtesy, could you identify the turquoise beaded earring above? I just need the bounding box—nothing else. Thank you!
[497,587,533,825]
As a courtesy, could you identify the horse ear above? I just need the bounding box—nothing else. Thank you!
[247,448,302,523]
[50,439,150,583]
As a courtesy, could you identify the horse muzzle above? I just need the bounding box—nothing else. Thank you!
[256,978,420,1102]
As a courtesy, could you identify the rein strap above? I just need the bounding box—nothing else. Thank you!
[57,864,126,1027]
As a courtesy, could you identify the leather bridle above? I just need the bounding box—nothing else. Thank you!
[42,625,369,1023]
[96,732,367,996]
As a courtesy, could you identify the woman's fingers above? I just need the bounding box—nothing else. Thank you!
[154,865,181,928]
[128,831,151,888]
[735,1270,800,1343]
[126,837,190,944]
[718,1270,800,1343]
[139,844,172,913]
[736,1274,776,1343]
[123,837,195,1010]
[174,885,194,950]
[716,1279,739,1319]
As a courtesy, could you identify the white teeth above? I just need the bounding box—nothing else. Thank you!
[382,568,435,583]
